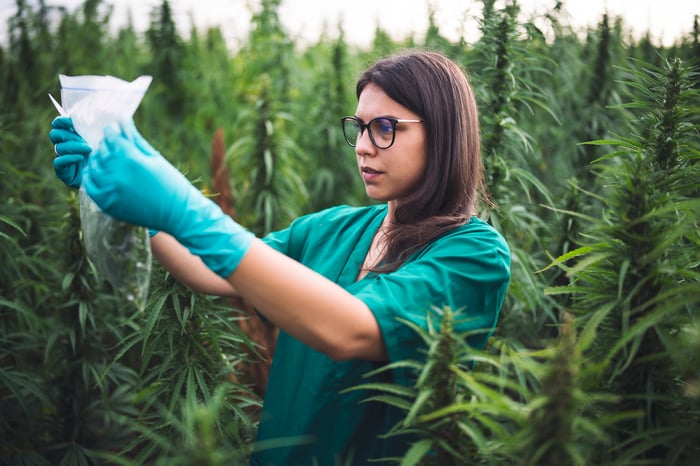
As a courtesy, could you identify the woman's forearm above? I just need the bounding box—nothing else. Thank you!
[226,239,388,362]
[151,234,387,361]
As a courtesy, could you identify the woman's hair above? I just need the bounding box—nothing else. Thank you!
[356,49,488,272]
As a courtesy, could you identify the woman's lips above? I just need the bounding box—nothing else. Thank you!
[361,166,383,182]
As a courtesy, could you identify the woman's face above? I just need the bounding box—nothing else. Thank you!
[353,83,427,207]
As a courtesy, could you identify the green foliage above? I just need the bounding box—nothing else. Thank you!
[466,0,562,344]
[146,0,187,116]
[346,307,627,466]
[545,55,700,463]
[232,75,308,235]
[370,307,533,466]
[1,0,699,464]
[296,33,364,211]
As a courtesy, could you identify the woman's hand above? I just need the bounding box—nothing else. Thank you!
[49,116,92,189]
[84,120,254,278]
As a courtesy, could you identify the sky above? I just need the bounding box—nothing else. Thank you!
[0,0,697,48]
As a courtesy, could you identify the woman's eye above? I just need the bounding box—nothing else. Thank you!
[374,118,394,135]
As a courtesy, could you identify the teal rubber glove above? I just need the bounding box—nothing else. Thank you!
[83,121,254,278]
[50,117,160,237]
[49,116,92,189]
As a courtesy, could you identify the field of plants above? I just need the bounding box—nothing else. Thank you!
[1,0,699,464]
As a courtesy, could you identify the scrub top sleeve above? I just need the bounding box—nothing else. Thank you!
[262,205,359,260]
[351,224,511,371]
[262,226,292,255]
[262,212,310,259]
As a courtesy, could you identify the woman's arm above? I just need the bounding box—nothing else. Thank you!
[151,232,240,298]
[228,239,388,362]
[152,233,385,361]
[152,233,386,361]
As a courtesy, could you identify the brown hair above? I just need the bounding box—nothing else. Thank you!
[356,50,487,271]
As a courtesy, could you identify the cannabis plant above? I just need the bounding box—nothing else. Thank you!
[232,75,308,236]
[547,56,700,464]
[467,0,560,344]
[346,306,533,466]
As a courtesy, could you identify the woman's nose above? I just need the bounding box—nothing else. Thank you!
[355,129,377,156]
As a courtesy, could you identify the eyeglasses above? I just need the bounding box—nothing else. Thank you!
[340,116,423,149]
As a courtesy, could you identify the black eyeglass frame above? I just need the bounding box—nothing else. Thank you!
[340,116,424,149]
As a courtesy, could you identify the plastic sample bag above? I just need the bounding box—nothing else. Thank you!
[51,75,153,310]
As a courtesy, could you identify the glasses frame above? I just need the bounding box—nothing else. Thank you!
[340,116,423,149]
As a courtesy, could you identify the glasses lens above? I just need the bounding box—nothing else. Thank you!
[368,118,395,149]
[342,118,361,146]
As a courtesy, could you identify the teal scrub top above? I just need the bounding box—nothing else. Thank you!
[251,204,511,466]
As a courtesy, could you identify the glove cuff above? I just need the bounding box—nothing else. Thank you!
[171,195,255,278]
[190,218,255,278]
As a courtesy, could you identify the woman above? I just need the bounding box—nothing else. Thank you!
[50,49,510,465]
